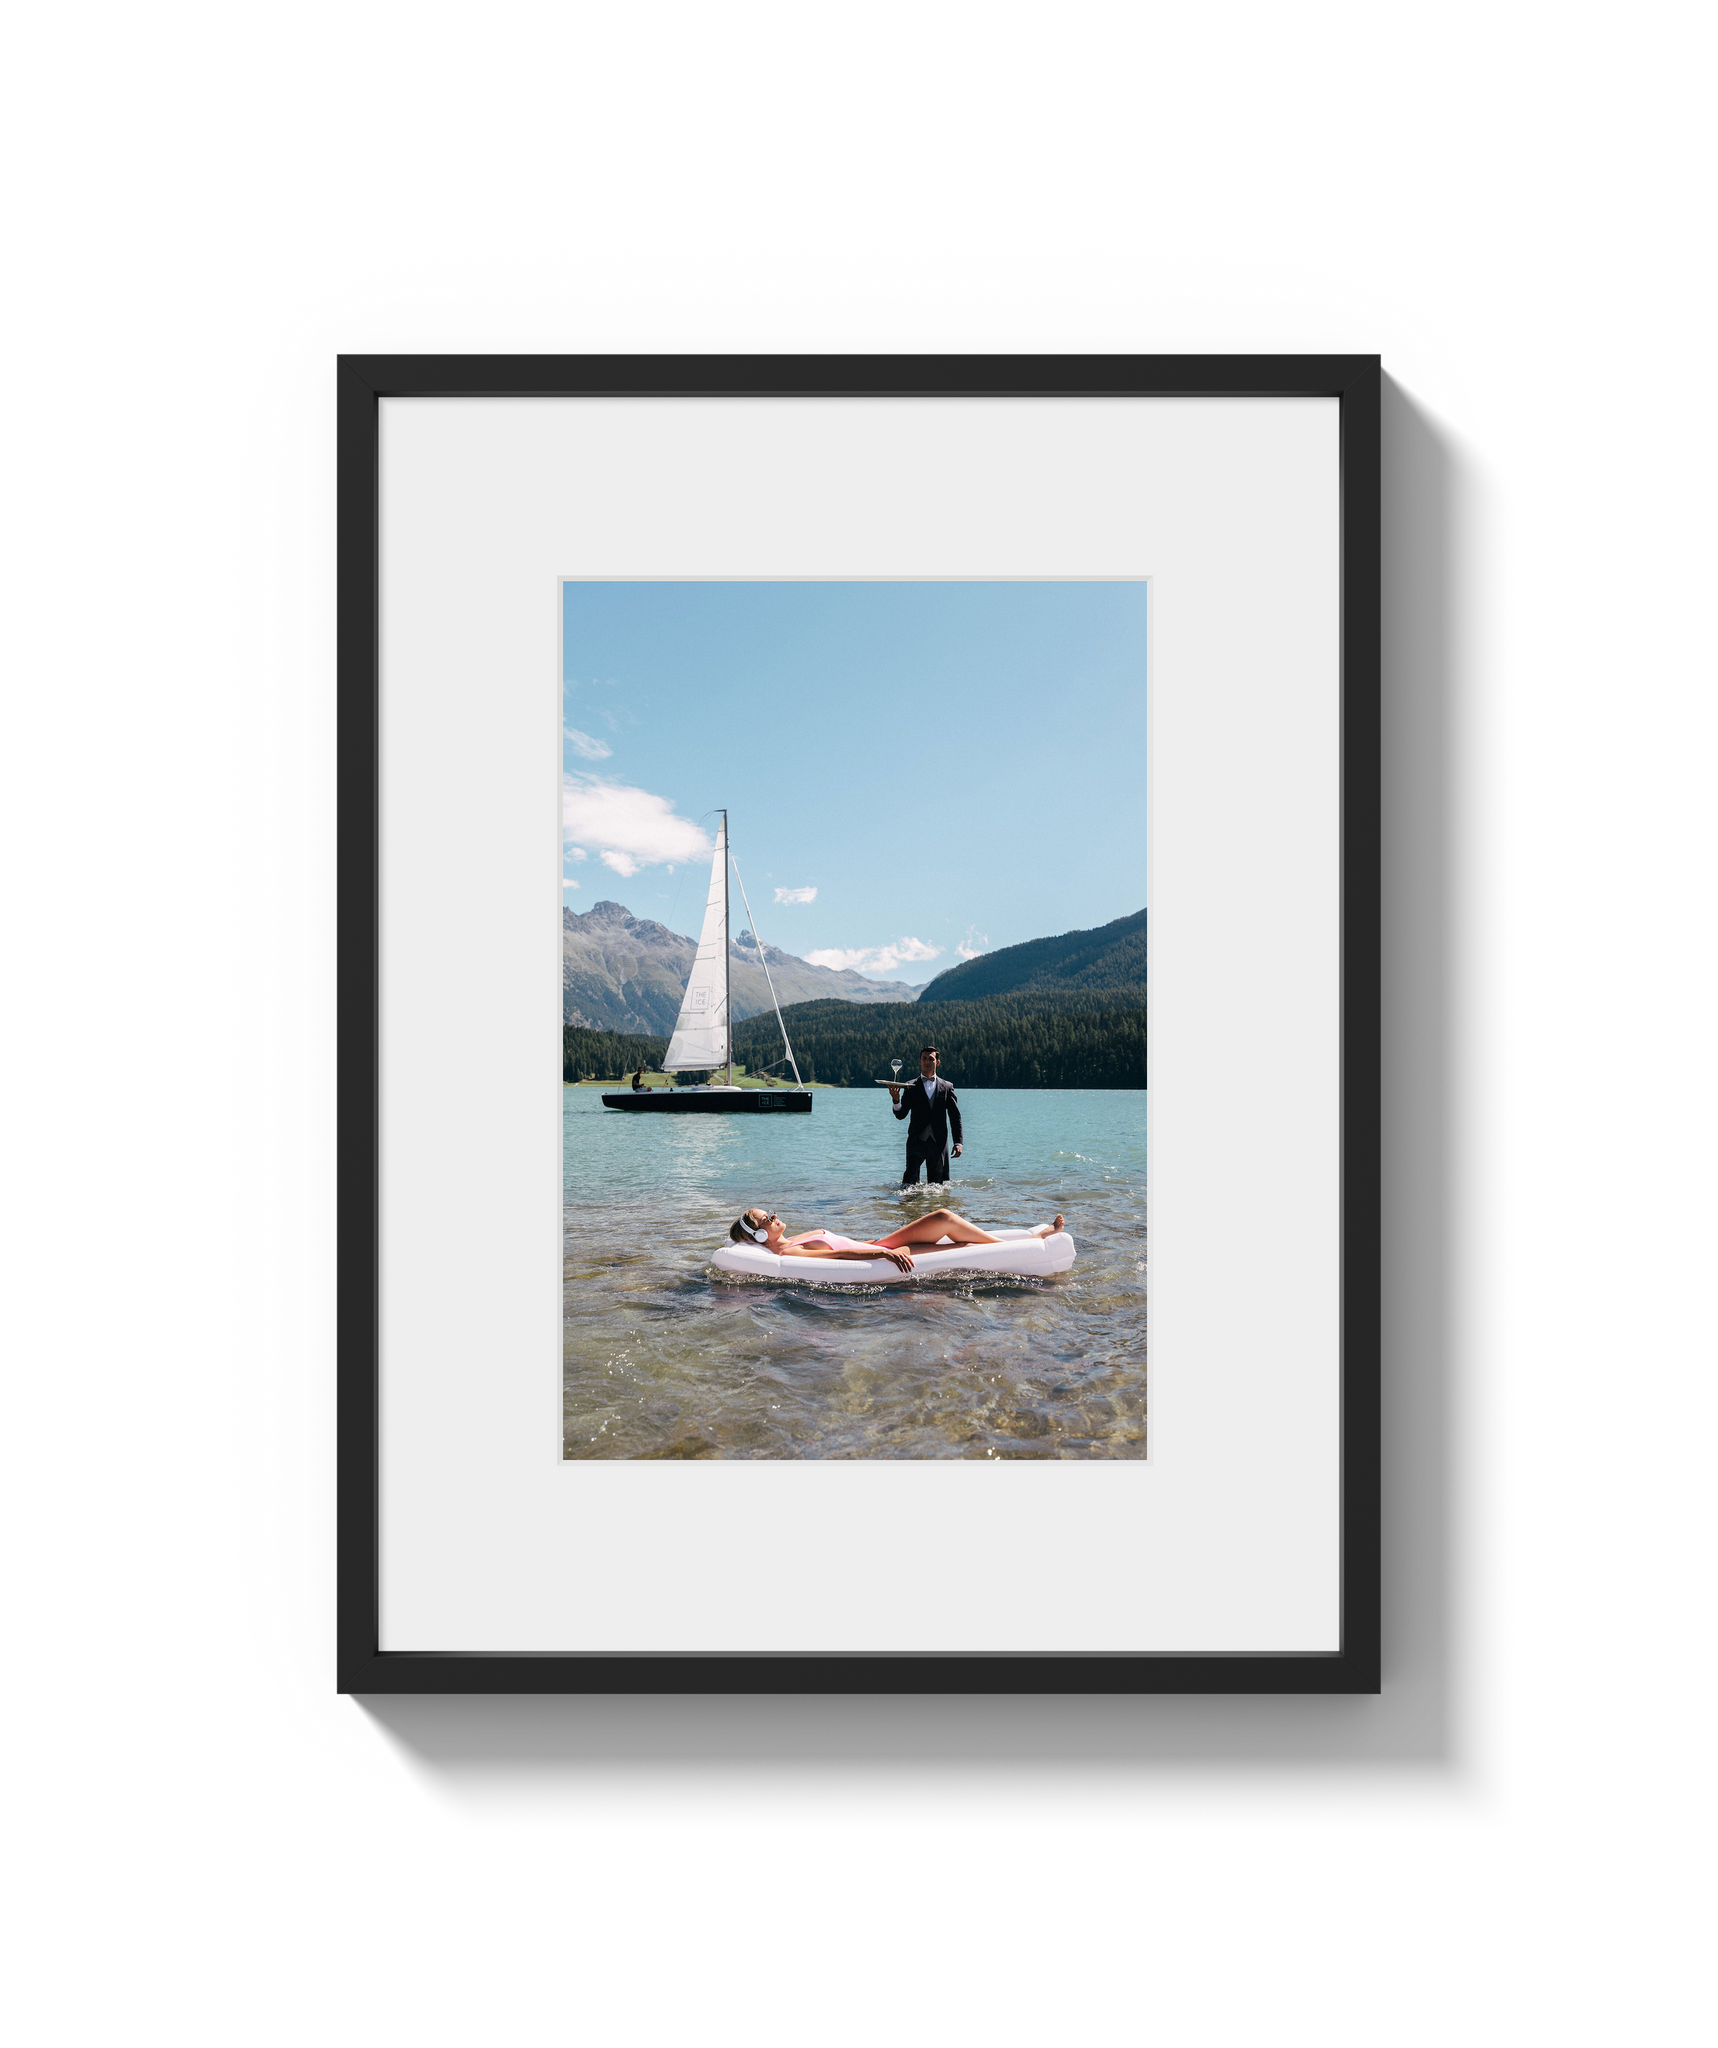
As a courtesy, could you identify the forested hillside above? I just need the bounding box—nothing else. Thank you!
[562,1024,668,1081]
[916,906,1147,1002]
[565,987,1147,1088]
[732,990,1146,1089]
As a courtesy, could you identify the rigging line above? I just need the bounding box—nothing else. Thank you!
[728,852,804,1090]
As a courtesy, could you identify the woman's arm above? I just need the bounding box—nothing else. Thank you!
[788,1242,914,1272]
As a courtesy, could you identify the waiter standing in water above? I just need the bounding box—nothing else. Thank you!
[888,1045,963,1186]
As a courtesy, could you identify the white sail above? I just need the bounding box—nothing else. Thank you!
[663,816,729,1071]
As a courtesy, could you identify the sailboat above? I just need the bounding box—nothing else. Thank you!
[601,811,812,1114]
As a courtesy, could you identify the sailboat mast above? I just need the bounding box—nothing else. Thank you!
[723,810,731,1087]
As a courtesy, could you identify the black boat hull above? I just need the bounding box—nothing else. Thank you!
[599,1090,812,1114]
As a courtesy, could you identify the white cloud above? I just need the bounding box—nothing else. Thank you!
[774,885,817,905]
[562,877,580,889]
[562,776,711,880]
[567,845,588,861]
[563,725,612,760]
[806,936,942,978]
[956,925,991,960]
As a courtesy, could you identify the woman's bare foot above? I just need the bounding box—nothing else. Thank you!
[1030,1214,1065,1239]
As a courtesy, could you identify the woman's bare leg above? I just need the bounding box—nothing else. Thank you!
[875,1208,1065,1249]
[874,1208,996,1249]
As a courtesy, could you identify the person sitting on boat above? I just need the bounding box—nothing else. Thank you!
[728,1206,1064,1273]
[630,1065,648,1091]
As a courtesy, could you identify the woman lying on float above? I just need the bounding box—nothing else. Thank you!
[728,1206,1065,1274]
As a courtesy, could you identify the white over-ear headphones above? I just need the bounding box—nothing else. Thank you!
[749,1212,776,1243]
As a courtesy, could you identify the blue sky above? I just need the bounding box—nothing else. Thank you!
[562,581,1146,984]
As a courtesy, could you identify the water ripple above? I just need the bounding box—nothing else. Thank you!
[563,1087,1146,1459]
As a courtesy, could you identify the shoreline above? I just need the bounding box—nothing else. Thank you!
[567,1073,838,1091]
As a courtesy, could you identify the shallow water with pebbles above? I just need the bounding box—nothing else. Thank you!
[563,1086,1146,1459]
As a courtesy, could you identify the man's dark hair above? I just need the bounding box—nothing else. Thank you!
[920,1046,937,1058]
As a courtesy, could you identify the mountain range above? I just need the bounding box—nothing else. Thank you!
[916,906,1147,1001]
[564,899,1148,1035]
[563,900,922,1034]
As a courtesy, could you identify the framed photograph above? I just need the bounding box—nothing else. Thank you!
[556,575,1146,1457]
[338,354,1379,1693]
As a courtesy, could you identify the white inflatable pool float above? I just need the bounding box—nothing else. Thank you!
[711,1228,1076,1286]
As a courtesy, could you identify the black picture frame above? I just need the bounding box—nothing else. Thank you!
[338,353,1381,1695]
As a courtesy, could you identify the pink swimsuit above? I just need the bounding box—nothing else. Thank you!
[795,1232,878,1252]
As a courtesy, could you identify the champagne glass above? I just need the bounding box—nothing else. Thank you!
[891,1059,902,1084]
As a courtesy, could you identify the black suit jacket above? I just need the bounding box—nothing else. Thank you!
[893,1075,962,1149]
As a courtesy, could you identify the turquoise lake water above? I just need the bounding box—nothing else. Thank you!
[562,1086,1147,1459]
